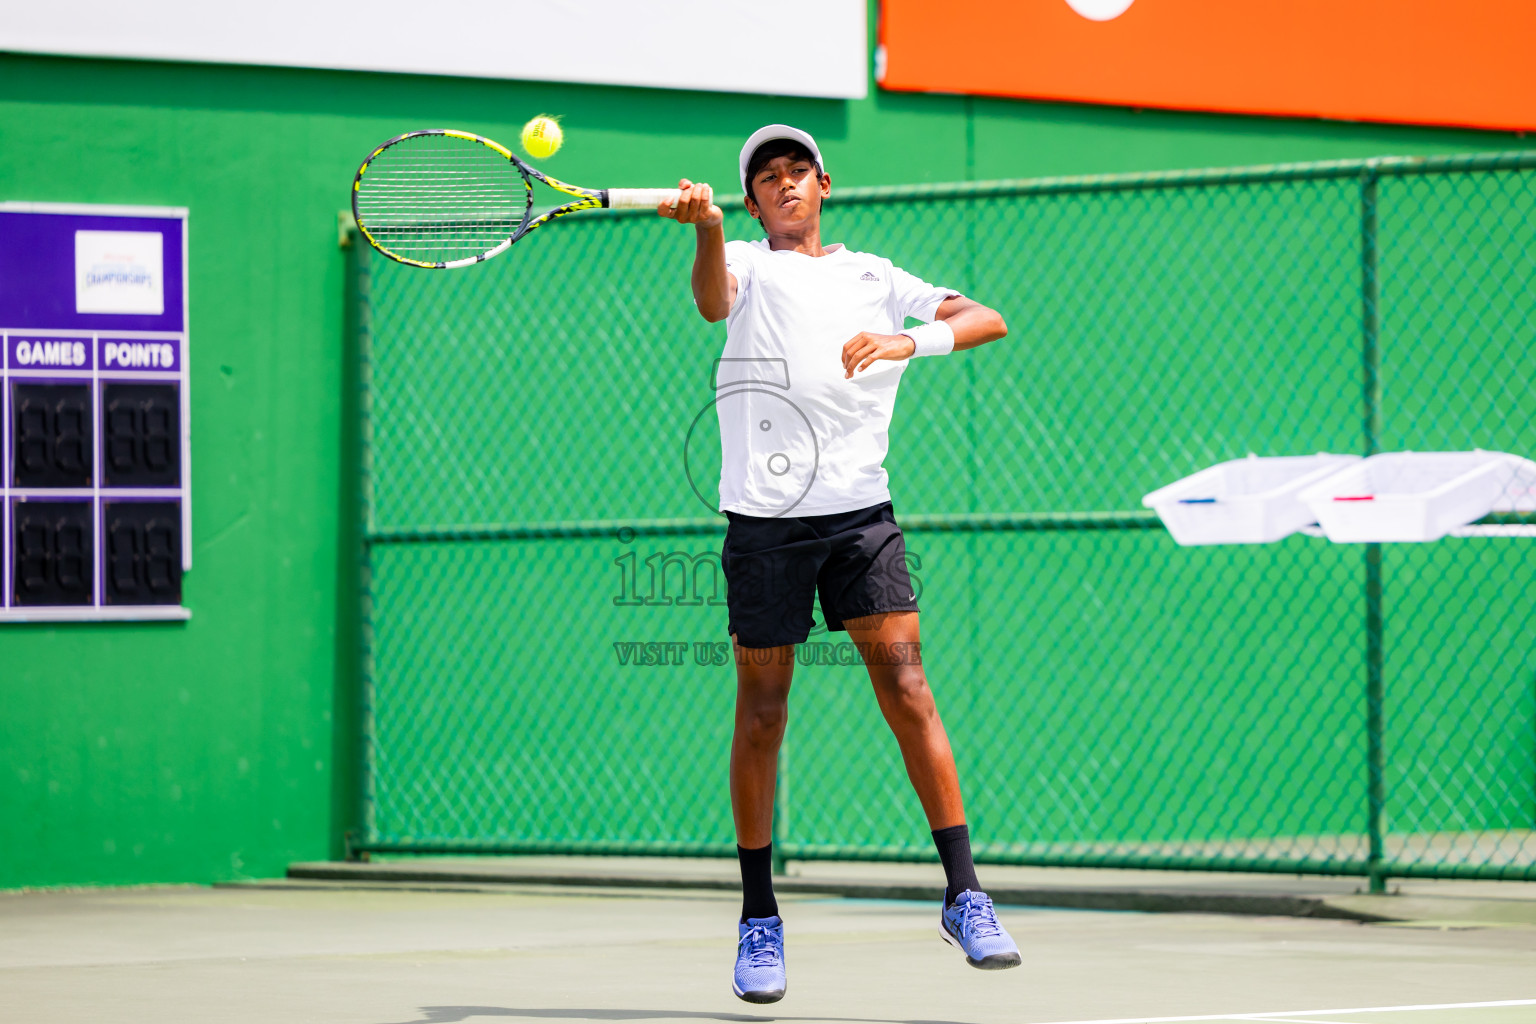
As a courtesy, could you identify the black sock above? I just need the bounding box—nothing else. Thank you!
[932,824,981,906]
[738,843,778,922]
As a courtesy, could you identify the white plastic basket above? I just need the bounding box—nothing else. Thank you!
[1141,454,1361,546]
[1296,450,1536,543]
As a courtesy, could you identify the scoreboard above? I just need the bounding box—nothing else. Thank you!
[1,203,190,622]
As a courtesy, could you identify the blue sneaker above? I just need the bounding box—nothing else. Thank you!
[732,915,786,1003]
[940,890,1021,970]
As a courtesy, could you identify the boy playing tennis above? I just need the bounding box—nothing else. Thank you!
[659,125,1017,1003]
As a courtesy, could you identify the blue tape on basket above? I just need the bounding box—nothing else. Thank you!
[1177,498,1217,504]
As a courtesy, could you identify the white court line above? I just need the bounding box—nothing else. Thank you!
[1022,998,1536,1024]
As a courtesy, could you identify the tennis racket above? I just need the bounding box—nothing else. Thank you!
[351,128,683,269]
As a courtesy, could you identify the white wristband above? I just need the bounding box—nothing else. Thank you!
[902,319,955,357]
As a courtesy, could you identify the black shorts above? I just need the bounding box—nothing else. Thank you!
[721,500,920,649]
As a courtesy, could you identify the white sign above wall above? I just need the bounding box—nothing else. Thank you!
[0,0,868,99]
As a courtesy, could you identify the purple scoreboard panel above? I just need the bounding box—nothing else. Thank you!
[0,203,190,622]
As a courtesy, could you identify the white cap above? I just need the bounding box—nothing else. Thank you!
[739,124,825,194]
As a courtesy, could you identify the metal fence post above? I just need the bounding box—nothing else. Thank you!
[1360,164,1387,895]
[772,742,789,876]
[341,220,378,860]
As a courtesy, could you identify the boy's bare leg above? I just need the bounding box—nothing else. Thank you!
[729,635,795,848]
[845,609,1019,969]
[728,634,794,999]
[843,610,965,829]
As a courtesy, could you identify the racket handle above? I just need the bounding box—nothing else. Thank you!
[606,188,682,210]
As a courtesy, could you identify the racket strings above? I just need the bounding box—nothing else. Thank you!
[355,134,531,262]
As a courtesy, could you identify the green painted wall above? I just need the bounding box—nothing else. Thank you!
[0,33,1525,887]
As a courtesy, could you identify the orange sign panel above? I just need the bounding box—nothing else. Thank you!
[878,0,1536,132]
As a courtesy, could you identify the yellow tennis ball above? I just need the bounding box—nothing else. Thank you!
[521,116,563,159]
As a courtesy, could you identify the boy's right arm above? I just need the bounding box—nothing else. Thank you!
[658,177,735,323]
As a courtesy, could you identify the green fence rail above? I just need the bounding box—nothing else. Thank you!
[345,152,1536,889]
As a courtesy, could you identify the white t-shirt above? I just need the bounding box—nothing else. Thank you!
[715,238,958,517]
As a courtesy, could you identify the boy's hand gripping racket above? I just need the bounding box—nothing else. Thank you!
[351,129,681,269]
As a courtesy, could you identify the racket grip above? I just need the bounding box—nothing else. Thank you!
[606,188,682,210]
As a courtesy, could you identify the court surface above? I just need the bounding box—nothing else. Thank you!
[3,883,1533,1024]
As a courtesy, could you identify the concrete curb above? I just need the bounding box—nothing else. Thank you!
[283,861,1398,923]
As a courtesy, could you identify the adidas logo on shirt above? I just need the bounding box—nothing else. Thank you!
[860,271,879,281]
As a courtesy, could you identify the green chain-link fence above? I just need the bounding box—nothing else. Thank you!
[345,151,1536,889]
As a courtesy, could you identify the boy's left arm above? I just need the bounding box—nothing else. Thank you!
[841,296,1008,378]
